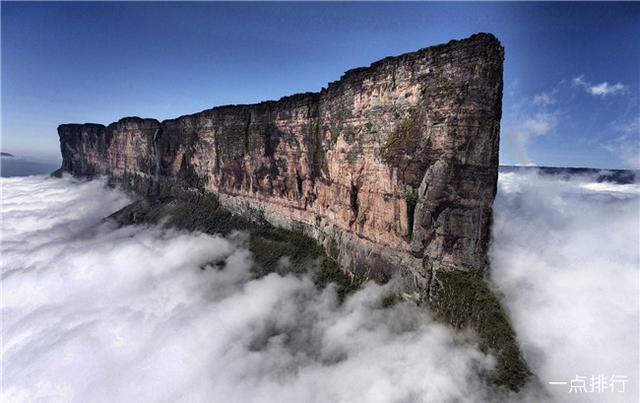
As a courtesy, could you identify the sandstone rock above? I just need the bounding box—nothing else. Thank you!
[58,32,503,292]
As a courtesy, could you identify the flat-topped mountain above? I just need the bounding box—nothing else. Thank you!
[56,33,531,390]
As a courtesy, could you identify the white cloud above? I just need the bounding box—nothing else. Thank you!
[521,113,558,136]
[503,112,559,165]
[601,116,640,169]
[572,75,588,87]
[589,82,627,96]
[620,116,640,134]
[491,171,640,403]
[602,135,640,169]
[2,173,638,403]
[573,75,628,97]
[532,92,556,107]
[507,79,520,98]
[502,81,563,166]
[1,175,498,403]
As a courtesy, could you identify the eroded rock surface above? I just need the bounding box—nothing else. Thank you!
[58,33,503,295]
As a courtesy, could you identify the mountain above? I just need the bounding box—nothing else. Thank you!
[1,155,59,177]
[500,165,637,184]
[54,33,531,389]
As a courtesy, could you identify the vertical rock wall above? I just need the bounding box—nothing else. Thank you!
[57,33,504,299]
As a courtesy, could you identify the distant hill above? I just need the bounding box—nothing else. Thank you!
[499,165,637,184]
[1,152,15,157]
[1,157,59,177]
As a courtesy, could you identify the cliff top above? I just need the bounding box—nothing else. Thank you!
[59,32,501,131]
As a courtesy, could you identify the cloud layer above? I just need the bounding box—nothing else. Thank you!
[2,176,495,403]
[2,173,638,402]
[491,171,639,402]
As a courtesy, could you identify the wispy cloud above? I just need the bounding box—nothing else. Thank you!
[573,75,628,97]
[601,116,640,169]
[501,77,570,166]
[618,114,640,134]
[532,89,558,107]
[521,112,559,136]
[503,101,560,165]
[504,73,637,167]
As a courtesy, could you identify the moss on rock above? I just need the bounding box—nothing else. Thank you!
[381,108,423,167]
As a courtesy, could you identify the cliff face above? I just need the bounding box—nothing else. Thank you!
[57,34,530,389]
[58,33,503,301]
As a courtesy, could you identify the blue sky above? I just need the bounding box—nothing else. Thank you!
[2,2,639,169]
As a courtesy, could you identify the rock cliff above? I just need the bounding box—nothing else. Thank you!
[58,32,501,292]
[57,33,530,389]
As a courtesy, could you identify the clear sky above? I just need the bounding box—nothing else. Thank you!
[2,2,639,169]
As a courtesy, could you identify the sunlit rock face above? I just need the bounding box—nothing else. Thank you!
[57,33,504,298]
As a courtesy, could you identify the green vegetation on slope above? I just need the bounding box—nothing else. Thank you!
[108,192,360,302]
[431,268,531,390]
[381,108,422,168]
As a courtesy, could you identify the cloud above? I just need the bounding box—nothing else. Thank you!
[502,80,564,166]
[506,79,520,98]
[619,116,640,135]
[505,73,637,167]
[503,111,559,165]
[573,75,628,97]
[1,175,498,403]
[532,91,557,107]
[491,171,640,403]
[2,173,638,402]
[601,135,640,169]
[521,113,558,136]
[600,115,640,169]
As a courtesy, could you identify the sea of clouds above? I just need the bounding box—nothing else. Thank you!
[491,171,639,403]
[1,172,638,402]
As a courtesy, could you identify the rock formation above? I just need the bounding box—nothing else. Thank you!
[56,33,530,389]
[58,32,502,292]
